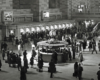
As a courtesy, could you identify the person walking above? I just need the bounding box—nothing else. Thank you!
[24,58,28,73]
[68,48,72,61]
[23,50,27,59]
[38,56,43,72]
[78,51,83,65]
[30,56,34,68]
[98,40,100,51]
[97,67,100,80]
[72,45,76,59]
[78,64,83,80]
[0,59,2,71]
[17,56,22,71]
[92,39,97,54]
[2,48,5,60]
[88,40,92,51]
[73,62,79,78]
[92,41,97,54]
[49,59,56,78]
[20,66,27,80]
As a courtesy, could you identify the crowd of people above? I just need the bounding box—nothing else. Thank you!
[0,21,100,80]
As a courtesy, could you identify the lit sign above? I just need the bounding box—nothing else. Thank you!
[3,11,13,21]
[43,11,49,18]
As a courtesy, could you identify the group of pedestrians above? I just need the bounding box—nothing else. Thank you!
[73,62,83,80]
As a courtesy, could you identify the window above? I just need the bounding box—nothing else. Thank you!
[49,0,60,8]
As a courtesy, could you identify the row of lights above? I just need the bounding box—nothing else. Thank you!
[10,23,74,34]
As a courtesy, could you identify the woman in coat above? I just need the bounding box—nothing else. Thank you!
[30,56,34,68]
[73,62,79,78]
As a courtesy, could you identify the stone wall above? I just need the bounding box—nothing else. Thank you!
[0,0,13,22]
[13,0,30,9]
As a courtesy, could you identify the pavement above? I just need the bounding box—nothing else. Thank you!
[0,37,100,80]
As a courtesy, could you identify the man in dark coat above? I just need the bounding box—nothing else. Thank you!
[1,42,4,51]
[49,59,56,78]
[24,58,28,72]
[73,62,78,78]
[32,47,36,57]
[4,42,7,51]
[52,50,58,64]
[20,66,27,80]
[38,56,43,72]
[72,45,76,59]
[78,64,83,80]
[2,49,5,60]
[97,67,100,80]
[0,59,2,71]
[18,56,22,71]
[23,50,27,59]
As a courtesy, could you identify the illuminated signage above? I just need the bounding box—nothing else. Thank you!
[3,11,13,21]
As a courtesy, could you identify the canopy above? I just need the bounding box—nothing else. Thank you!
[37,40,68,48]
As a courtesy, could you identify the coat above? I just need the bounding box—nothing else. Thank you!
[20,67,26,80]
[78,66,83,77]
[38,59,43,69]
[49,61,56,73]
[30,57,34,65]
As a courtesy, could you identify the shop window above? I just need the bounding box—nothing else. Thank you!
[49,0,60,8]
